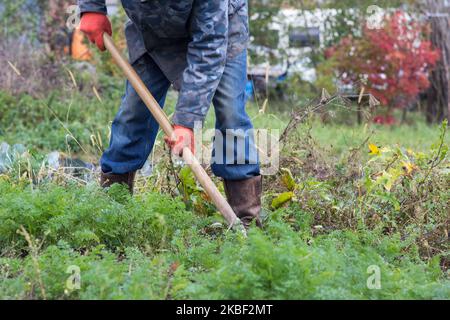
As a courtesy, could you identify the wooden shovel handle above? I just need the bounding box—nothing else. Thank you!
[103,34,239,227]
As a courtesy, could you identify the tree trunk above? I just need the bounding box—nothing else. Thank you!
[424,0,450,124]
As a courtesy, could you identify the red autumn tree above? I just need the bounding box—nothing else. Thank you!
[326,11,441,114]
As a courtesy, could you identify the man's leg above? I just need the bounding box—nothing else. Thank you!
[211,50,262,228]
[100,54,171,192]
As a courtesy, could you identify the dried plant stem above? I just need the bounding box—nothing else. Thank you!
[17,226,47,300]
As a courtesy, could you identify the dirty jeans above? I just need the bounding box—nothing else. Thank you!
[101,50,260,180]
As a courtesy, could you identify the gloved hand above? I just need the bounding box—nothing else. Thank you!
[79,12,112,51]
[164,125,195,157]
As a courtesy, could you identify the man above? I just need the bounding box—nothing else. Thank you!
[78,0,261,228]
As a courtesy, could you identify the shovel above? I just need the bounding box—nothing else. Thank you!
[103,34,240,228]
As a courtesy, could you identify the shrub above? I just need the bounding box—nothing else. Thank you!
[183,225,450,300]
[0,180,199,253]
[326,11,440,112]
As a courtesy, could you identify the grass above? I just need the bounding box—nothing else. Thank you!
[0,90,449,300]
[1,89,447,165]
[0,180,448,300]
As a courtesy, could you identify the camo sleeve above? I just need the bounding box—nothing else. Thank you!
[172,0,229,129]
[78,0,107,15]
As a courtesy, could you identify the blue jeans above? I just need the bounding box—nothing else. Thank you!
[101,50,260,180]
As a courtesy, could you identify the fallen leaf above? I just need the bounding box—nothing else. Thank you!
[368,143,381,156]
[280,168,297,191]
[401,161,417,175]
[271,192,294,209]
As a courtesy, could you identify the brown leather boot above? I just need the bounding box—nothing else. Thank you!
[224,175,262,229]
[100,171,136,194]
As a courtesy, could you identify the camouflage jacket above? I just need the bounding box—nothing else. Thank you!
[78,0,249,128]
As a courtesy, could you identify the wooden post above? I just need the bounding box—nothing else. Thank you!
[425,0,450,124]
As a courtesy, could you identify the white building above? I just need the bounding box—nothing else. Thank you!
[249,8,353,82]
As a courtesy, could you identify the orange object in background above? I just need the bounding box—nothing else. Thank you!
[71,28,93,61]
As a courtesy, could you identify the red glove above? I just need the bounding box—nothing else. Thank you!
[79,12,112,51]
[164,125,195,157]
